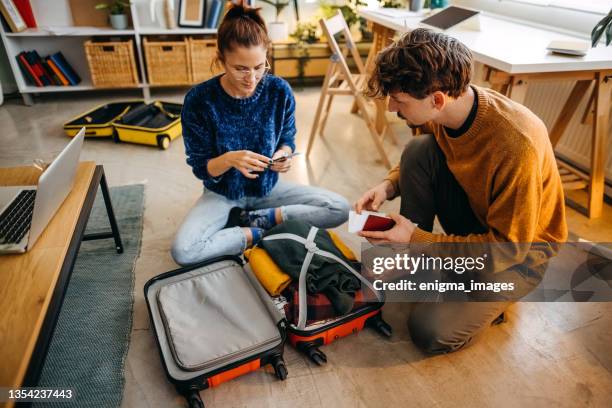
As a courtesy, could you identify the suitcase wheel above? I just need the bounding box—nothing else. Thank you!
[305,345,327,366]
[186,390,204,408]
[157,134,171,150]
[272,356,288,381]
[368,315,393,338]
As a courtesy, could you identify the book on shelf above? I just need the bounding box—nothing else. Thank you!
[24,51,51,86]
[45,58,70,86]
[41,59,63,85]
[31,50,56,85]
[15,50,81,87]
[13,0,37,28]
[50,52,82,85]
[16,53,42,86]
[205,0,224,29]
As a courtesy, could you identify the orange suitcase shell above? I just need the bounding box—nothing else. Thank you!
[287,295,391,365]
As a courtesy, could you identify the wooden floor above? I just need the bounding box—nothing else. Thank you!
[0,86,610,407]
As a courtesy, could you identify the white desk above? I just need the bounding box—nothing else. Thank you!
[361,9,612,74]
[360,8,612,218]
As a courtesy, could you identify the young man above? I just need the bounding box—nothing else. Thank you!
[355,29,567,354]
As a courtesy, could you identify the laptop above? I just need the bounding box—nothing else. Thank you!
[0,127,85,254]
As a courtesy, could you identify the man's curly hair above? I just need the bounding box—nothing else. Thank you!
[366,28,473,99]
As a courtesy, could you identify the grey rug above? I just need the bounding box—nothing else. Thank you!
[33,184,144,408]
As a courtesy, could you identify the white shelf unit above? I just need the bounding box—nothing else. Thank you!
[0,1,218,105]
[4,27,137,37]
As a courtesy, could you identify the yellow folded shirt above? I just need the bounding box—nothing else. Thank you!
[328,230,357,261]
[244,246,292,297]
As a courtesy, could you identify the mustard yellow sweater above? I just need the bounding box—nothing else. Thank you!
[385,85,568,245]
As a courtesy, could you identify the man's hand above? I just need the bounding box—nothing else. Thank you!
[270,148,292,173]
[358,213,417,244]
[224,150,270,179]
[354,180,396,213]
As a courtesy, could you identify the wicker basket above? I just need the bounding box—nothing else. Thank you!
[84,39,139,88]
[144,36,191,86]
[189,37,221,83]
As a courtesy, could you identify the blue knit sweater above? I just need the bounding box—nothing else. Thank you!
[181,74,296,200]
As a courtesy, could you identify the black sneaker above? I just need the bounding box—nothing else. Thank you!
[225,207,250,228]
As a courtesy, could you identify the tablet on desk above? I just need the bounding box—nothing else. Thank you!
[420,6,480,30]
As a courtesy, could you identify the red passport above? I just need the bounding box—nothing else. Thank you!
[349,210,396,233]
[362,214,396,231]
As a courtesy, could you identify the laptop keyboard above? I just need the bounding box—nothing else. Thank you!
[0,190,36,245]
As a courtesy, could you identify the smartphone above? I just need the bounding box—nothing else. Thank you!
[270,152,300,163]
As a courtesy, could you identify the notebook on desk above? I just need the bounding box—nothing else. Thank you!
[546,40,590,57]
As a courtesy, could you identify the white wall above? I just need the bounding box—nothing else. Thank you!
[255,1,326,33]
[30,0,74,27]
[453,0,607,39]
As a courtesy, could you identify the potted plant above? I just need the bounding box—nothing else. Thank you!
[290,21,319,45]
[591,8,612,47]
[289,21,320,83]
[95,1,131,30]
[260,0,290,42]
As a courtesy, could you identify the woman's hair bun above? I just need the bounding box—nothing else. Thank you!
[216,0,271,57]
[224,1,266,31]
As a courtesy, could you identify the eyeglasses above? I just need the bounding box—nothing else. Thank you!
[227,59,271,79]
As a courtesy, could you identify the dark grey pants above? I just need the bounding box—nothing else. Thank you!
[398,134,513,354]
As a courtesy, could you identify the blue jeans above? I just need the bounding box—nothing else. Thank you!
[171,180,350,265]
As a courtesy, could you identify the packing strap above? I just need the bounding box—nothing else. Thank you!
[263,226,382,330]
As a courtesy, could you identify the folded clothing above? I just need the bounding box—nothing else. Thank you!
[260,220,361,315]
[244,246,291,297]
[246,227,358,297]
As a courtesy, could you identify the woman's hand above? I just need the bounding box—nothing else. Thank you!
[270,148,293,173]
[224,150,270,179]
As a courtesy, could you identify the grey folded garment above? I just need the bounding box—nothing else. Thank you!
[156,266,280,372]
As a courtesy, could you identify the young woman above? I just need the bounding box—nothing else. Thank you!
[171,3,350,266]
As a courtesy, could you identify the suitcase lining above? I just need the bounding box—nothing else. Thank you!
[146,259,284,380]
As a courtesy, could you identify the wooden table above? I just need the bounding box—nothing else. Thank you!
[360,9,612,218]
[0,162,122,406]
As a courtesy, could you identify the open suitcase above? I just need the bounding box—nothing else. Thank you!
[63,100,143,138]
[261,225,393,365]
[144,256,288,408]
[113,101,182,150]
